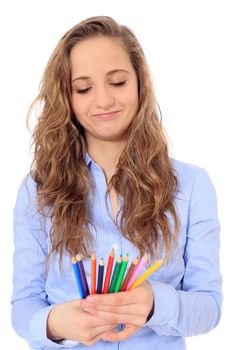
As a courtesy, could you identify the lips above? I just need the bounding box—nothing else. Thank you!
[91,110,121,119]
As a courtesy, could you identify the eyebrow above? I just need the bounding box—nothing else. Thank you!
[71,69,130,83]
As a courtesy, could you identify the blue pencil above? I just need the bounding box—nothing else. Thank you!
[76,254,90,297]
[71,257,85,299]
[97,258,104,294]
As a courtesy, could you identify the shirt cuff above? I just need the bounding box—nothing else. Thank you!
[56,339,80,347]
[29,305,79,348]
[145,280,178,327]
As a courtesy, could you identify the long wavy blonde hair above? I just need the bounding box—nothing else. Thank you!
[28,16,179,265]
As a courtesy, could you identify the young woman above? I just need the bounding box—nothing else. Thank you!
[11,16,222,349]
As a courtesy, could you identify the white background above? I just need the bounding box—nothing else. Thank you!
[0,0,232,349]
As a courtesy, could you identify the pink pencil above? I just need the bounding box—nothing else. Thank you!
[125,254,148,290]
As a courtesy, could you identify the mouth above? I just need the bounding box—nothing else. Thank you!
[91,110,121,119]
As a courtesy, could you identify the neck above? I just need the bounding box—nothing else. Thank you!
[86,138,125,182]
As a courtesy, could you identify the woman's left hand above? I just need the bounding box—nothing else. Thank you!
[80,280,154,342]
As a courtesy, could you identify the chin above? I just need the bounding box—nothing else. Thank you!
[97,132,125,141]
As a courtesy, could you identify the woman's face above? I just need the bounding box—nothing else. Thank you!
[70,36,138,146]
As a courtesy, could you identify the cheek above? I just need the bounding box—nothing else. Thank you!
[125,90,138,114]
[71,95,78,114]
[71,95,86,119]
[123,81,138,111]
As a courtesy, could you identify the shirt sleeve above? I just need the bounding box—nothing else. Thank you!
[11,175,79,349]
[144,167,223,336]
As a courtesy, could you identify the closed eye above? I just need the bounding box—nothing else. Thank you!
[76,81,126,94]
[76,87,92,94]
[110,81,126,87]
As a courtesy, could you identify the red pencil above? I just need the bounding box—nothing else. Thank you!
[102,249,115,294]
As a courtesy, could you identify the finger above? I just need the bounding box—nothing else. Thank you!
[102,324,140,342]
[85,282,151,308]
[85,289,139,306]
[82,308,146,326]
[81,324,118,346]
[81,300,145,315]
[81,311,119,328]
[90,323,118,337]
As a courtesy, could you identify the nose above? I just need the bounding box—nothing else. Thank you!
[95,85,114,110]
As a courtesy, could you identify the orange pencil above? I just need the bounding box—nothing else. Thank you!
[91,252,96,294]
[103,249,115,294]
[120,257,139,292]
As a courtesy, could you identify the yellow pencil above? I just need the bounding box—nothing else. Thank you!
[130,259,163,289]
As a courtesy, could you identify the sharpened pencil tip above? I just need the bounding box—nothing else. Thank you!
[76,254,82,261]
[71,256,76,264]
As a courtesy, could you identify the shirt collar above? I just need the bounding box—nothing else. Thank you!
[84,151,93,167]
[83,150,104,172]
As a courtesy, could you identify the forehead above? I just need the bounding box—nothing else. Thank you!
[70,36,134,77]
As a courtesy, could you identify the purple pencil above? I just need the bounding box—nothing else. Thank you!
[76,254,90,297]
[71,257,85,299]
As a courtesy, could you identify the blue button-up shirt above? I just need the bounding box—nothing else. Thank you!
[11,155,222,349]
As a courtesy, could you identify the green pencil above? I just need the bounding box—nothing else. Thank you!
[108,256,122,293]
[114,254,128,292]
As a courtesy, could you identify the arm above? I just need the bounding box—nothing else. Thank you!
[11,175,117,348]
[11,175,66,349]
[80,168,222,341]
[146,167,223,336]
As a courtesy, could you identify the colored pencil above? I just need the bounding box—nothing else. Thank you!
[114,254,128,292]
[126,254,148,291]
[130,259,163,289]
[120,256,139,292]
[103,249,115,294]
[108,256,122,293]
[91,252,96,295]
[71,257,85,299]
[76,254,90,297]
[97,258,104,294]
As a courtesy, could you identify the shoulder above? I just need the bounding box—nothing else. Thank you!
[172,158,202,180]
[14,173,40,221]
[171,158,216,199]
[15,173,37,205]
[14,174,53,220]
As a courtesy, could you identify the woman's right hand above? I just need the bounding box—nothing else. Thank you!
[47,299,118,346]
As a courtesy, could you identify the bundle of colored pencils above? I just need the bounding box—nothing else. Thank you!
[71,249,163,299]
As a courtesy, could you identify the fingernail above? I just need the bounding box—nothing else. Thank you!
[81,300,89,307]
[86,296,96,303]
